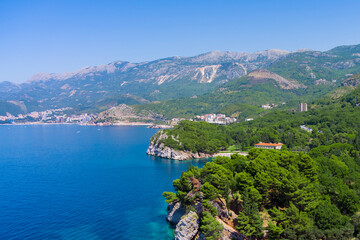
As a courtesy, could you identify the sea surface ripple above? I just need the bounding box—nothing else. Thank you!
[0,125,208,240]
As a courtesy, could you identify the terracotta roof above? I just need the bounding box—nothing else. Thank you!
[191,177,200,191]
[255,143,283,146]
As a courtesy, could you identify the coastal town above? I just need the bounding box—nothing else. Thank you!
[0,103,310,126]
[0,107,237,126]
[0,107,96,125]
[194,113,237,125]
[168,114,237,126]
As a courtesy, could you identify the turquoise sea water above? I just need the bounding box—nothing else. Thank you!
[0,125,208,240]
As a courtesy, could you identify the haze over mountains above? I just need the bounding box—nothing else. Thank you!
[1,44,360,116]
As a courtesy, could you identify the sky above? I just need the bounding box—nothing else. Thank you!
[0,0,360,83]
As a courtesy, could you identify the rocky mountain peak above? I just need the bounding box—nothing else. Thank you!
[27,61,125,83]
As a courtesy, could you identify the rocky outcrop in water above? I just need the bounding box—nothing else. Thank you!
[174,211,199,240]
[167,202,186,225]
[146,130,213,160]
[165,197,244,240]
[147,142,213,160]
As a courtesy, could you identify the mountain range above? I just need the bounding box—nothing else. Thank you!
[1,44,360,116]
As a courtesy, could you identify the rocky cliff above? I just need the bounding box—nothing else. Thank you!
[164,175,243,240]
[146,130,213,160]
[166,200,243,240]
[167,202,187,225]
[147,142,213,160]
[174,211,199,240]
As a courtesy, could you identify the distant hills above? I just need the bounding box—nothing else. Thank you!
[0,49,290,113]
[1,44,360,116]
[134,44,360,119]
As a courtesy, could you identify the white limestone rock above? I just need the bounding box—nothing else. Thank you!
[167,202,186,225]
[175,211,199,240]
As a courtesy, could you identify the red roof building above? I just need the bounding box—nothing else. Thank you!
[254,142,284,150]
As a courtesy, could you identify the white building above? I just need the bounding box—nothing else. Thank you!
[254,142,284,150]
[298,103,308,112]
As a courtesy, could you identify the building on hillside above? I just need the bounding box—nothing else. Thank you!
[300,125,313,132]
[261,104,272,109]
[261,103,278,110]
[194,114,236,125]
[298,103,308,112]
[254,142,284,150]
[170,118,186,125]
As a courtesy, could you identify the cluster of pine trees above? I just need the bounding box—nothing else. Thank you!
[165,146,360,239]
[159,86,360,154]
[162,86,360,239]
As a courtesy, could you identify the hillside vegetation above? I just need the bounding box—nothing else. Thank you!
[165,146,360,239]
[162,84,360,239]
[155,84,360,153]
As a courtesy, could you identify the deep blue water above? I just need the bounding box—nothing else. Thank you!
[0,125,208,240]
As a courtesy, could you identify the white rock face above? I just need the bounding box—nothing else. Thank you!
[175,211,199,240]
[147,142,213,160]
[167,202,186,225]
[189,49,290,63]
[247,69,305,89]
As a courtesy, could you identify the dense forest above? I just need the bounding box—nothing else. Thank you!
[164,147,360,239]
[134,77,336,120]
[162,86,360,239]
[157,85,360,154]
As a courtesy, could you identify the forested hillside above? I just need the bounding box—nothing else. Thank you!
[155,85,360,153]
[161,83,360,239]
[134,73,335,120]
[164,147,360,239]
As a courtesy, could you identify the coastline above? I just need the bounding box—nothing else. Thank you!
[0,121,153,127]
[0,122,76,126]
[213,152,248,157]
[112,122,152,126]
[146,129,249,160]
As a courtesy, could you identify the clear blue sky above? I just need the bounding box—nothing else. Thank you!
[1,0,360,83]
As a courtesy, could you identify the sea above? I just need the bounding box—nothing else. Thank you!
[0,125,208,240]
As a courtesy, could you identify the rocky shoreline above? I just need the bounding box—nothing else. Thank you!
[165,191,243,240]
[147,142,214,160]
[148,131,250,239]
[146,130,248,160]
[146,130,214,160]
[147,124,174,129]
